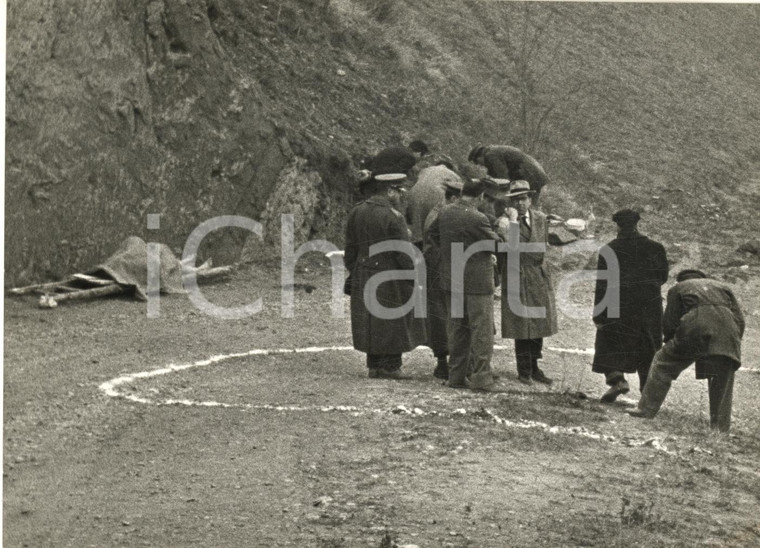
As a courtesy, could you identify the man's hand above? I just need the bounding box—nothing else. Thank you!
[505,207,519,222]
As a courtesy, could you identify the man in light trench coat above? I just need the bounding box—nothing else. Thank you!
[499,180,558,385]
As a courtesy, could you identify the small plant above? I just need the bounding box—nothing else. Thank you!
[620,496,659,527]
[378,529,397,548]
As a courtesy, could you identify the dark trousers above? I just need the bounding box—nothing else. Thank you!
[367,354,402,371]
[638,349,736,432]
[447,293,495,389]
[515,338,543,378]
[707,370,735,432]
[427,286,449,359]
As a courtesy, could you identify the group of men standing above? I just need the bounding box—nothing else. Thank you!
[344,144,746,432]
[344,144,557,392]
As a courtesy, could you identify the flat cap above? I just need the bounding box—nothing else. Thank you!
[676,269,707,282]
[611,208,641,227]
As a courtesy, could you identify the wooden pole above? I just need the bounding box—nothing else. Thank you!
[38,284,125,308]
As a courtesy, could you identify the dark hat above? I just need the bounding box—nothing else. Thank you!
[468,145,485,163]
[462,178,486,197]
[483,177,511,200]
[408,139,429,155]
[676,269,707,282]
[612,208,641,227]
[505,179,535,198]
[369,147,417,175]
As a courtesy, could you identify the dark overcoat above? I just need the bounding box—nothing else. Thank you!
[662,278,744,378]
[344,196,426,354]
[500,209,558,339]
[592,233,669,374]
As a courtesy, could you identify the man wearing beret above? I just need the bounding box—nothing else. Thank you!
[630,269,745,432]
[429,178,506,391]
[344,173,426,379]
[468,145,549,201]
[499,180,557,385]
[592,209,669,402]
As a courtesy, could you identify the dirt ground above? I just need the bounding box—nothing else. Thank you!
[3,263,760,547]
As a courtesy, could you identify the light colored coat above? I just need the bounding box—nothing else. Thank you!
[406,165,462,244]
[500,209,558,339]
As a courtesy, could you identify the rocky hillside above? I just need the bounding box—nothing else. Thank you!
[6,0,760,285]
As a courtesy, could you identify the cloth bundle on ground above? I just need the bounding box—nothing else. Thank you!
[87,236,186,300]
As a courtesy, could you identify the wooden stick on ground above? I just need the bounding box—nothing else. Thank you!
[10,278,76,295]
[188,265,235,281]
[38,284,125,308]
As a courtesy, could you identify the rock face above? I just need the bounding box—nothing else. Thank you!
[5,0,295,285]
[7,1,760,286]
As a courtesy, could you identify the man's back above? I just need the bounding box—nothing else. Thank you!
[436,201,499,295]
[407,165,461,243]
[664,278,744,363]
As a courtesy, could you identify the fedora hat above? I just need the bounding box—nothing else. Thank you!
[506,180,535,198]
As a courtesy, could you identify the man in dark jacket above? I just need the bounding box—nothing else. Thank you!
[430,178,505,392]
[592,209,669,402]
[629,269,745,432]
[422,178,463,380]
[344,173,426,379]
[500,180,557,385]
[468,145,549,200]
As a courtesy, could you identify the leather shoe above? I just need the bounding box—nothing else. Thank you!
[368,368,380,378]
[532,370,553,385]
[517,375,533,385]
[601,380,630,403]
[627,409,654,419]
[470,382,508,393]
[376,368,411,380]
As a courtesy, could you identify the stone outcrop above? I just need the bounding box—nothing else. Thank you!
[5,0,294,284]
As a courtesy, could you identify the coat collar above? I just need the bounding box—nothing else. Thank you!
[365,196,393,208]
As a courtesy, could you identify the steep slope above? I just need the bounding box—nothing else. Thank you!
[5,0,760,285]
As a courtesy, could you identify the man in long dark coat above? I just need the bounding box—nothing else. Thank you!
[468,145,549,200]
[592,209,669,402]
[630,269,745,432]
[499,180,557,385]
[344,173,426,378]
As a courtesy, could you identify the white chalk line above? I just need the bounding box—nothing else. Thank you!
[99,344,693,454]
[98,343,757,456]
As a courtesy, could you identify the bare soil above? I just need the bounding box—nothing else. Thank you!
[3,264,760,547]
